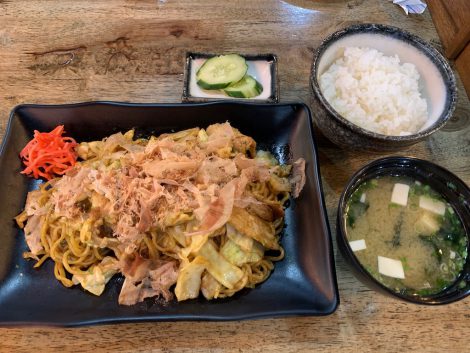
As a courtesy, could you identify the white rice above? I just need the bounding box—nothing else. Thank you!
[319,47,428,136]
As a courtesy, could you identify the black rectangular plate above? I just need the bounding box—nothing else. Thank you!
[0,101,338,326]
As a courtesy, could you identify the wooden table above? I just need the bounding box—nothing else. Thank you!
[0,1,469,352]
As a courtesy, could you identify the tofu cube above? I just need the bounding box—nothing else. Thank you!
[349,239,367,252]
[415,213,440,235]
[419,196,446,216]
[391,183,409,207]
[360,193,366,203]
[378,256,405,279]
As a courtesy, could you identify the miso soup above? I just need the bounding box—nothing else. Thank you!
[345,175,468,296]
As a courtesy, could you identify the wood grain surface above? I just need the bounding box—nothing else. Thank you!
[426,0,470,58]
[0,1,469,352]
[456,43,470,98]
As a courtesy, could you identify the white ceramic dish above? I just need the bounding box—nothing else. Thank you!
[310,23,457,151]
[182,53,279,103]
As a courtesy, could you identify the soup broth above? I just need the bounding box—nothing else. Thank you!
[345,175,467,296]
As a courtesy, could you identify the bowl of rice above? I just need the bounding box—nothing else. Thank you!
[310,23,457,151]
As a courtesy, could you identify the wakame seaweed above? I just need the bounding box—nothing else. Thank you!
[388,212,403,247]
[347,202,369,228]
[346,179,376,227]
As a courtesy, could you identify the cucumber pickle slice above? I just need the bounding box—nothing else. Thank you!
[196,54,248,90]
[223,75,263,98]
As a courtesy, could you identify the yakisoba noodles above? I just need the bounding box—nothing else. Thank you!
[16,122,306,305]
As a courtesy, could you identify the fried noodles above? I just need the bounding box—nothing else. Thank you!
[16,122,305,305]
